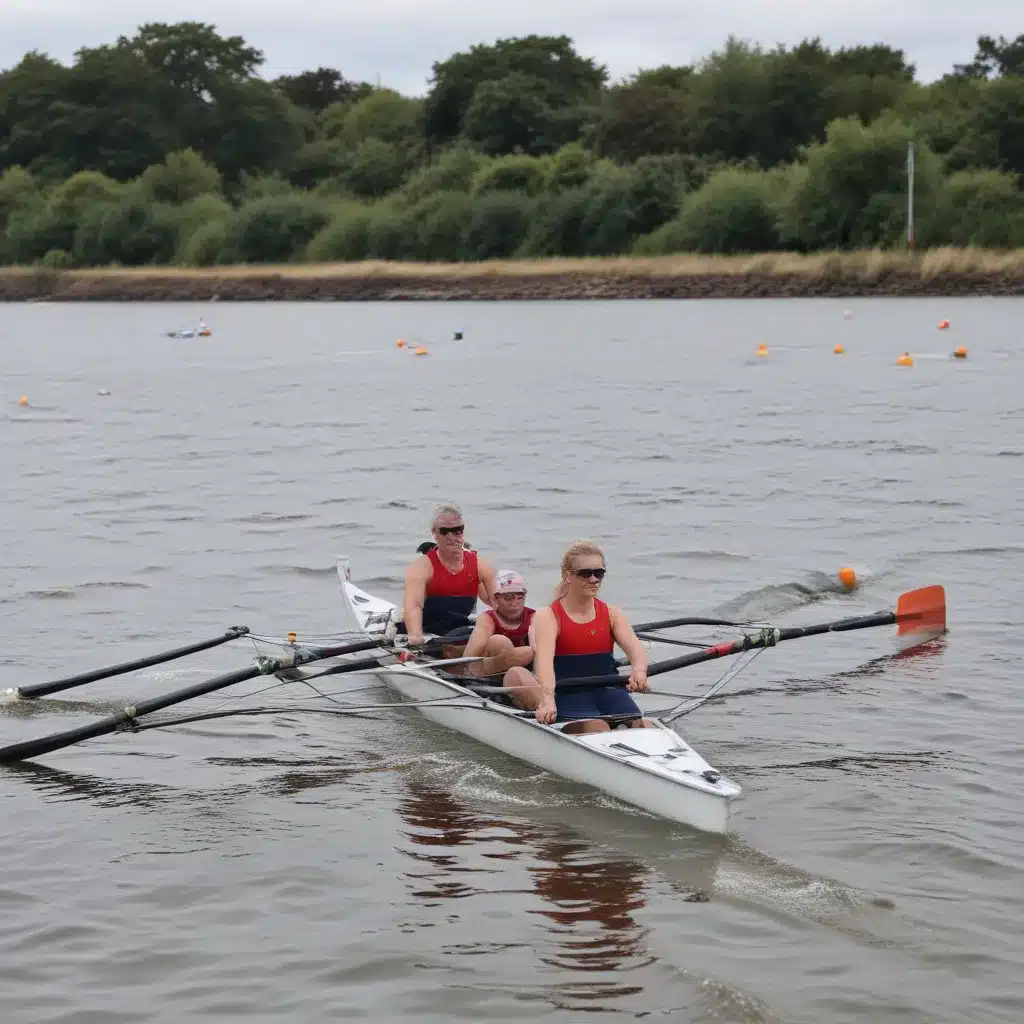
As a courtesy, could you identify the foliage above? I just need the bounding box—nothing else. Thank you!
[1,23,1023,264]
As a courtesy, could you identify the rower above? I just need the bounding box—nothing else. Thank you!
[506,540,651,733]
[403,503,496,649]
[462,571,539,703]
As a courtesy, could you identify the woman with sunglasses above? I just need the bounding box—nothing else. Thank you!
[403,503,496,646]
[507,540,649,733]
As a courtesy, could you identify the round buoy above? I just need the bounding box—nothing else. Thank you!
[453,330,463,340]
[953,346,967,359]
[18,395,29,406]
[396,339,406,349]
[414,346,429,356]
[98,389,110,396]
[897,352,913,367]
[833,344,844,355]
[838,567,857,592]
[938,320,950,330]
[755,343,768,357]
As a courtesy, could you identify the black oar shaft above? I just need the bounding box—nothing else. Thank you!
[555,609,900,691]
[0,664,264,762]
[633,615,745,631]
[17,626,251,698]
[0,638,383,763]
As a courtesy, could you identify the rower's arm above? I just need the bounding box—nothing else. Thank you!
[609,606,648,671]
[462,615,494,658]
[477,556,496,607]
[531,608,558,699]
[402,557,431,639]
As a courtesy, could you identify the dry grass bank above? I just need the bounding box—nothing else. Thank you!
[2,249,1023,300]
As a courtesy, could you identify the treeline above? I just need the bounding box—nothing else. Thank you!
[2,23,1024,267]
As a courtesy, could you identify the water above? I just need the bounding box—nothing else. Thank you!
[1,297,1021,1023]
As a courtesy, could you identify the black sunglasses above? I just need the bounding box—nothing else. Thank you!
[436,525,465,536]
[572,567,606,580]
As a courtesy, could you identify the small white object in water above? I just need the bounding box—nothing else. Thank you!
[98,389,111,396]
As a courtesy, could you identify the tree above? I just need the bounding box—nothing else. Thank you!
[137,149,222,202]
[778,115,941,249]
[462,73,562,155]
[424,35,605,146]
[953,34,1024,79]
[274,67,372,113]
[591,76,692,162]
[0,53,74,177]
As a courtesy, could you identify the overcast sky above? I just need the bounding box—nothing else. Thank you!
[1,1,1018,92]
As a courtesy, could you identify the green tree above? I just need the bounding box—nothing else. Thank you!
[425,35,605,146]
[274,68,372,113]
[778,115,941,249]
[137,149,222,203]
[470,153,548,195]
[459,191,534,259]
[926,170,1024,246]
[219,193,331,262]
[591,75,693,162]
[953,34,1024,79]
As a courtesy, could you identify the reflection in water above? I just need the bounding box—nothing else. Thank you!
[396,779,657,1011]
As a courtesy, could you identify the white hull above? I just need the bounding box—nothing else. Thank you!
[336,557,741,834]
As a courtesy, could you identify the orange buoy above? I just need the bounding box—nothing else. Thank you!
[18,395,29,406]
[396,339,406,348]
[414,346,429,356]
[938,320,950,330]
[833,343,844,355]
[896,352,913,367]
[755,343,768,357]
[953,346,967,359]
[838,567,857,592]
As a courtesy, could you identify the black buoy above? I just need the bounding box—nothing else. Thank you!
[453,330,463,340]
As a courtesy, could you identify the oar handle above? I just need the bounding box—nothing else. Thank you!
[17,625,251,698]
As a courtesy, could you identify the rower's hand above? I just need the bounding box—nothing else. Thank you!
[407,631,425,647]
[536,697,558,725]
[627,667,649,692]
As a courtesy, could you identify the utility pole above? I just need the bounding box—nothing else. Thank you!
[907,141,915,252]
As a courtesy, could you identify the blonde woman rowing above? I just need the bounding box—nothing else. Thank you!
[505,540,650,733]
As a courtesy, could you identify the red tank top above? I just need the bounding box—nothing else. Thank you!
[552,598,613,655]
[425,547,479,598]
[485,607,535,647]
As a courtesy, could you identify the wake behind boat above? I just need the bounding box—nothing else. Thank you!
[338,557,742,833]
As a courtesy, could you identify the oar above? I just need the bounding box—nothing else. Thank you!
[0,637,384,763]
[553,585,946,693]
[8,626,252,700]
[633,615,749,631]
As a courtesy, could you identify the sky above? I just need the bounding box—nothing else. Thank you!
[0,0,1019,93]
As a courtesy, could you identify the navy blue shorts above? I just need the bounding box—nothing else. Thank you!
[555,685,642,722]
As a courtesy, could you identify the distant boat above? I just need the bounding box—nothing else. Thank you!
[165,319,212,339]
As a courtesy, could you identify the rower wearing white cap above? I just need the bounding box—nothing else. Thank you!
[462,570,541,708]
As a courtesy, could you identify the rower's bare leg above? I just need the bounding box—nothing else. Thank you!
[502,665,543,710]
[627,718,653,728]
[467,636,534,677]
[562,719,611,735]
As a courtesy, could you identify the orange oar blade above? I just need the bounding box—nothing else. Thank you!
[895,585,947,636]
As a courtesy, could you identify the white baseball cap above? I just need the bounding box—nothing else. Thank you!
[494,570,527,594]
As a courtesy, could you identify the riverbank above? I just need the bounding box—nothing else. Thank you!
[3,250,1024,301]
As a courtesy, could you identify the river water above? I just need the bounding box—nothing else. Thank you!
[1,297,1021,1023]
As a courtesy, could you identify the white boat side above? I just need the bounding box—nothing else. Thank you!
[336,556,742,834]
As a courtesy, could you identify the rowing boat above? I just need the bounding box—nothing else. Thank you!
[337,556,743,834]
[0,567,946,838]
